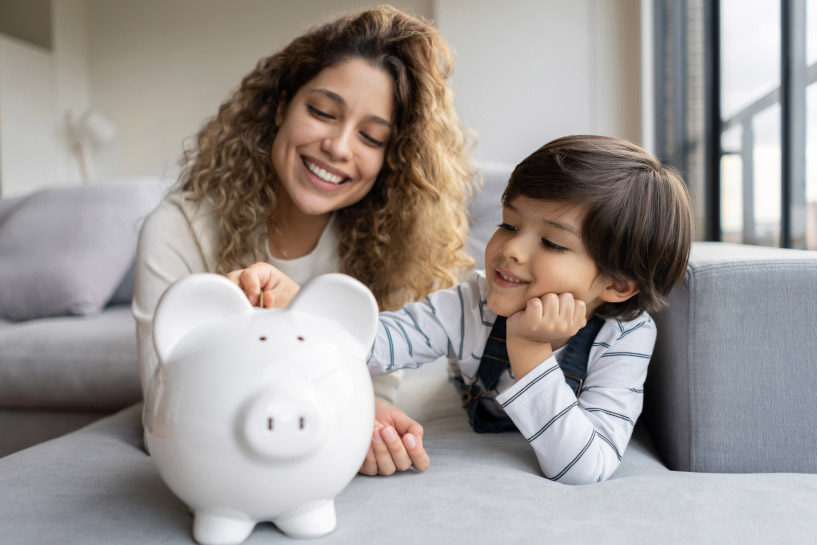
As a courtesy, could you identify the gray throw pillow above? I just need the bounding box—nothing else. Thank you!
[0,181,164,320]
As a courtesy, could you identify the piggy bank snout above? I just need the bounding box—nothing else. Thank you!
[241,387,328,460]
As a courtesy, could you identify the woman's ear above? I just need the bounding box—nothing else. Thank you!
[275,91,287,126]
[599,278,640,304]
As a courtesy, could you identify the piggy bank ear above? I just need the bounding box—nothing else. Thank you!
[153,273,253,363]
[289,273,378,348]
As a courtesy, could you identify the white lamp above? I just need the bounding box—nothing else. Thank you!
[66,109,117,183]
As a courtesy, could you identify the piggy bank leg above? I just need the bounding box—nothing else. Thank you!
[273,499,337,538]
[193,509,255,545]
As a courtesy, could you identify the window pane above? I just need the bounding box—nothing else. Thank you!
[720,0,782,246]
[720,0,780,120]
[809,0,817,66]
[753,105,782,246]
[808,2,817,250]
[807,84,817,250]
[720,126,743,242]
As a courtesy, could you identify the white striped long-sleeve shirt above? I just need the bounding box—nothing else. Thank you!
[368,270,656,484]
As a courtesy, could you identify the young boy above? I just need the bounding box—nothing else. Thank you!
[230,135,693,484]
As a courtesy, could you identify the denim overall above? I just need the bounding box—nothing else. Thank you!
[458,315,605,433]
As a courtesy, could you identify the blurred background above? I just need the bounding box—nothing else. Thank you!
[0,0,815,250]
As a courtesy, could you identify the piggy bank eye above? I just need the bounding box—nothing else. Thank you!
[297,336,305,342]
[259,336,267,342]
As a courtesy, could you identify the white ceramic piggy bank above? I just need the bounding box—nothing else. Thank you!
[143,273,377,544]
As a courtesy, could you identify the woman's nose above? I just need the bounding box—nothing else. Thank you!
[321,127,353,162]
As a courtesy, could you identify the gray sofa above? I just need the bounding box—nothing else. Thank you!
[1,167,816,544]
[0,181,164,457]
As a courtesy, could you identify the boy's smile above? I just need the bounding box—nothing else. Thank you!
[484,197,610,319]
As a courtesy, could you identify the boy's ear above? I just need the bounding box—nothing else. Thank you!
[275,92,287,126]
[599,279,639,303]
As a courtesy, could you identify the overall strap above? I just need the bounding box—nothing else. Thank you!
[557,316,605,395]
[462,315,605,433]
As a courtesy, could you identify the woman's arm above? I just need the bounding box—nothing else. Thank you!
[133,196,213,398]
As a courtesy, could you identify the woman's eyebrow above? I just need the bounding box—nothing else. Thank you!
[308,89,392,128]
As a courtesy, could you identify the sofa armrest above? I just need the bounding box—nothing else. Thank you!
[645,242,817,473]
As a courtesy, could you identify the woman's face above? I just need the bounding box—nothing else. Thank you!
[271,58,395,219]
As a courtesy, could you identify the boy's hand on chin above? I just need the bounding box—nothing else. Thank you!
[508,292,587,345]
[506,293,587,380]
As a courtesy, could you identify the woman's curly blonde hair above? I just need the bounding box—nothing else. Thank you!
[179,5,475,310]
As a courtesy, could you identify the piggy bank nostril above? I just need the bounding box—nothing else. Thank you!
[297,336,305,342]
[259,336,267,342]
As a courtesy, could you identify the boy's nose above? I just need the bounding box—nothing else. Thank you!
[500,238,526,263]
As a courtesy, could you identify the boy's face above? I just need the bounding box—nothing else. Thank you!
[484,197,609,318]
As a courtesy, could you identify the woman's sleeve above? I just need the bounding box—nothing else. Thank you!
[132,197,209,399]
[495,315,656,484]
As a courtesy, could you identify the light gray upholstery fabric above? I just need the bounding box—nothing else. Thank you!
[2,402,816,545]
[646,242,817,473]
[109,258,137,305]
[0,181,163,320]
[0,409,108,458]
[466,163,510,269]
[0,305,141,409]
[0,194,30,224]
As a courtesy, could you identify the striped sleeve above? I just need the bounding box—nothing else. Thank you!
[495,313,656,484]
[367,271,490,375]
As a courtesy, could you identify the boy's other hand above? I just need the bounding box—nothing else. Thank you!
[359,400,429,476]
[225,262,301,308]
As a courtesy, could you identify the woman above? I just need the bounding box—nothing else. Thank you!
[134,6,474,475]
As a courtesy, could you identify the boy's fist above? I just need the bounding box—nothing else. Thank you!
[507,292,587,347]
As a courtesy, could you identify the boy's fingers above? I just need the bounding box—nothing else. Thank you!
[371,428,397,475]
[573,300,587,326]
[541,293,559,321]
[559,293,575,321]
[403,433,430,472]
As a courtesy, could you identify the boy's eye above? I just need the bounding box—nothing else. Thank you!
[308,105,334,119]
[541,238,567,252]
[360,131,385,148]
[498,223,517,232]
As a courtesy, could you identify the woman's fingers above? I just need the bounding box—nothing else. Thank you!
[402,432,430,472]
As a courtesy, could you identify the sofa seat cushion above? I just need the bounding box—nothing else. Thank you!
[0,305,141,410]
[1,403,816,544]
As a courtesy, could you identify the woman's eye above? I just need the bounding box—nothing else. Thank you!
[498,223,517,232]
[360,132,385,147]
[542,238,567,252]
[308,106,334,119]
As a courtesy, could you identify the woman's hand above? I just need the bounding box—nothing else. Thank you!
[359,400,430,476]
[225,262,301,308]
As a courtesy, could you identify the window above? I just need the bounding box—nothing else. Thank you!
[655,0,816,249]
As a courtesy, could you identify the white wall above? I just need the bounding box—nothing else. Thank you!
[0,0,91,196]
[85,0,432,182]
[0,34,60,196]
[0,0,642,195]
[436,0,641,167]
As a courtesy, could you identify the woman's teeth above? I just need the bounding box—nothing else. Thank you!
[305,160,344,184]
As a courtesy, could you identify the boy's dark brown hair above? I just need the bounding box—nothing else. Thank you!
[502,135,693,321]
